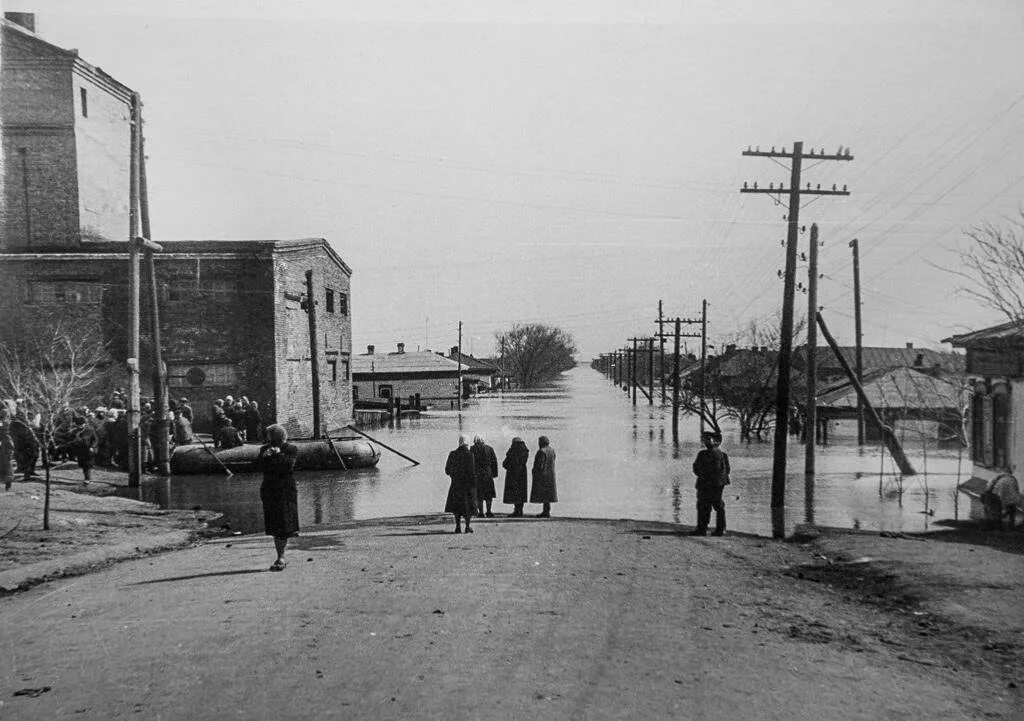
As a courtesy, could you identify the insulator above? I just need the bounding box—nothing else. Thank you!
[771,146,776,152]
[769,182,773,190]
[806,182,811,189]
[832,184,836,191]
[753,182,758,189]
[743,181,748,189]
[816,184,820,190]
[843,184,847,191]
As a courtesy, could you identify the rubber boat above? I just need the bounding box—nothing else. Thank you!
[169,437,381,475]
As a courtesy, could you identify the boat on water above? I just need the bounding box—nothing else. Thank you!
[169,437,381,475]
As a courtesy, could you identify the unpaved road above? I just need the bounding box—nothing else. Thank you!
[1,517,1020,720]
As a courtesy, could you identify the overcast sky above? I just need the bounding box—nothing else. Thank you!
[19,0,1024,359]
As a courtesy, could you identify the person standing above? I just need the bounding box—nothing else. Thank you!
[444,435,477,533]
[179,397,194,423]
[245,400,264,443]
[0,418,14,490]
[471,434,498,518]
[690,431,730,536]
[259,424,300,571]
[10,414,39,482]
[69,415,97,482]
[530,436,557,518]
[502,437,529,517]
[172,408,197,446]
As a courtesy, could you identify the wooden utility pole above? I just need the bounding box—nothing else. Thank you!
[804,224,820,523]
[647,338,654,406]
[658,300,666,402]
[850,238,865,445]
[305,270,322,437]
[817,312,916,475]
[672,318,681,443]
[630,338,638,406]
[127,93,142,487]
[699,300,708,435]
[742,141,853,538]
[137,104,169,476]
[457,321,463,411]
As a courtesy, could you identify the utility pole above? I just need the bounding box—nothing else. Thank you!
[647,338,654,406]
[804,224,820,523]
[630,337,638,406]
[742,141,853,537]
[127,93,142,487]
[700,299,708,435]
[305,270,322,437]
[457,321,463,411]
[658,300,666,402]
[672,318,681,443]
[850,238,865,446]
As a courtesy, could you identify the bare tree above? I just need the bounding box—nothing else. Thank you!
[0,318,110,529]
[956,211,1024,321]
[496,324,577,388]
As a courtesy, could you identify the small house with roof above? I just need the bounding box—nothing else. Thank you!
[446,347,500,396]
[352,344,468,409]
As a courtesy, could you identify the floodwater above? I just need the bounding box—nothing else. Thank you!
[123,366,969,537]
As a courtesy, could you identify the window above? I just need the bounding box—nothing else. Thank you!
[168,363,238,387]
[80,87,88,117]
[338,292,348,316]
[352,386,359,401]
[992,386,1010,469]
[327,359,338,383]
[28,280,104,305]
[325,289,335,313]
[342,359,350,381]
[378,384,393,399]
[971,392,985,462]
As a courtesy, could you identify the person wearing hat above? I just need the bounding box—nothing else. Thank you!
[258,424,299,570]
[530,436,557,518]
[502,436,529,517]
[179,397,193,423]
[690,431,730,536]
[444,435,477,533]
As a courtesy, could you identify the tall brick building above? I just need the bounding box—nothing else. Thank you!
[1,13,132,247]
[0,15,356,437]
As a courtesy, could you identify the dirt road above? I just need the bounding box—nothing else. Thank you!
[1,517,1019,720]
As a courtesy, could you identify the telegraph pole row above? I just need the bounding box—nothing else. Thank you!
[849,238,865,446]
[742,140,853,538]
[655,315,702,443]
[804,223,820,525]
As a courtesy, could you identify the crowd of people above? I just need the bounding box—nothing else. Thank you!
[0,390,267,485]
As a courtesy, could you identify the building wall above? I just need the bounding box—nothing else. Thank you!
[272,245,353,437]
[352,374,460,407]
[72,68,131,243]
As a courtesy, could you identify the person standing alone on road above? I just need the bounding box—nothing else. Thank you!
[259,424,300,571]
[530,436,557,517]
[690,431,730,536]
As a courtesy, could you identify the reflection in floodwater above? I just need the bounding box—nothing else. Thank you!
[125,367,967,537]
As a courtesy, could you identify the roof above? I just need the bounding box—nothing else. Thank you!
[352,350,467,375]
[447,351,499,373]
[943,320,1024,350]
[715,349,777,379]
[815,366,966,411]
[795,345,965,373]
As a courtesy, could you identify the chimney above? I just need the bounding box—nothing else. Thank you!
[905,342,914,349]
[4,12,36,32]
[914,353,924,367]
[366,345,375,355]
[396,342,405,354]
[450,345,459,358]
[725,344,737,354]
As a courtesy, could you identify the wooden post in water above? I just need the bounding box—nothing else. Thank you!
[804,224,820,524]
[305,270,322,438]
[672,318,681,443]
[647,338,654,406]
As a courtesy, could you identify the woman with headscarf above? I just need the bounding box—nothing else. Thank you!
[471,434,498,518]
[444,435,477,534]
[502,437,529,517]
[530,435,557,518]
[258,424,300,571]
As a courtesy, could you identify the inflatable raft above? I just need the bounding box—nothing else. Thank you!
[169,438,381,475]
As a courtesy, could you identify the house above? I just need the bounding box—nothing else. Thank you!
[814,366,967,443]
[796,343,965,383]
[352,344,467,409]
[945,320,1024,523]
[0,15,355,438]
[446,347,499,396]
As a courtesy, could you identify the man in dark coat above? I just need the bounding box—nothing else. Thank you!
[690,431,730,536]
[216,418,244,449]
[259,424,300,571]
[502,437,529,517]
[471,434,499,518]
[245,400,264,443]
[10,416,39,482]
[530,435,557,518]
[444,435,477,533]
[178,397,193,423]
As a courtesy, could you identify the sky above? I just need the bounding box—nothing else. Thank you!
[14,0,1024,359]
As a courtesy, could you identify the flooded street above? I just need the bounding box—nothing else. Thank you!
[125,366,968,536]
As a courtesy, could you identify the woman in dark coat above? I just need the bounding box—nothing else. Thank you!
[444,435,477,534]
[471,434,498,518]
[502,437,529,517]
[530,435,557,518]
[258,424,300,571]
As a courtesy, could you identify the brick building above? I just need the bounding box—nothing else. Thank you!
[2,13,132,248]
[352,344,465,409]
[0,15,356,438]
